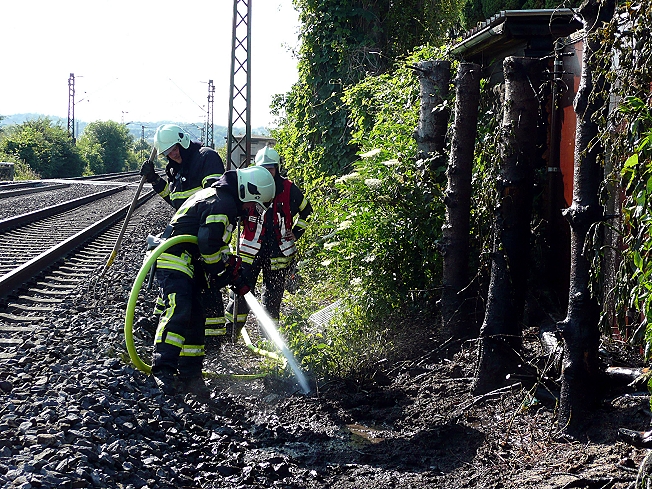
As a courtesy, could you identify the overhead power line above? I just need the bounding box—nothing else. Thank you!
[168,78,206,113]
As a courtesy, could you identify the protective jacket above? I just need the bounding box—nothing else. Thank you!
[157,174,239,279]
[152,141,225,210]
[239,176,312,270]
[152,174,240,377]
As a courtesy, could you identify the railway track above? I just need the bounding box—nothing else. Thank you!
[0,181,71,199]
[0,171,146,199]
[0,179,158,355]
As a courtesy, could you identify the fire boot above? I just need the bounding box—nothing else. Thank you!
[180,375,211,399]
[151,368,177,396]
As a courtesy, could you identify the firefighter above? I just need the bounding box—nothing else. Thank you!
[139,124,227,344]
[151,166,276,397]
[225,146,313,340]
[139,123,225,210]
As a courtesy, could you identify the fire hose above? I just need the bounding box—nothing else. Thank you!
[124,234,283,379]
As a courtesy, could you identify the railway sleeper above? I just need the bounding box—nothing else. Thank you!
[7,303,56,312]
[26,288,70,297]
[35,282,78,290]
[0,325,35,332]
[0,312,45,322]
[16,295,60,303]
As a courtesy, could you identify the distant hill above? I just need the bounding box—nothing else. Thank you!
[0,114,270,148]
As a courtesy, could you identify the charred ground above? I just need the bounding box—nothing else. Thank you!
[1,198,651,489]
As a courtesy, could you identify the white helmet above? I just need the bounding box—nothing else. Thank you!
[255,146,281,170]
[237,166,275,208]
[154,124,191,156]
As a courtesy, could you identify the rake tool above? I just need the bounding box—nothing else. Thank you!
[100,146,157,278]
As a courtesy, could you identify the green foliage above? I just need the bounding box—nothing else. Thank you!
[469,82,503,287]
[77,121,135,174]
[216,145,228,167]
[273,1,463,190]
[279,45,451,378]
[76,139,105,176]
[594,0,652,351]
[0,152,40,180]
[0,118,84,178]
[344,46,447,158]
[271,3,467,380]
[13,159,40,180]
[282,297,389,379]
[319,154,444,312]
[609,96,652,348]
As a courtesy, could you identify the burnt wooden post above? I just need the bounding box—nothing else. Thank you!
[414,60,451,161]
[440,62,482,340]
[474,57,543,395]
[557,0,615,436]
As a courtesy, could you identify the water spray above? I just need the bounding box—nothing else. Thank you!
[244,292,311,394]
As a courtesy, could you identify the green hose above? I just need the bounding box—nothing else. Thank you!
[124,234,282,377]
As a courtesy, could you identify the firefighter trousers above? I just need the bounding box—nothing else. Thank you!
[154,274,226,342]
[152,268,205,379]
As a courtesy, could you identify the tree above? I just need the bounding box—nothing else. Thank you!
[76,138,104,176]
[0,118,84,178]
[413,60,451,163]
[440,62,482,340]
[473,57,544,395]
[78,121,134,174]
[557,0,615,436]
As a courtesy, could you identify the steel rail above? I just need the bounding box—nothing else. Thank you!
[0,181,44,190]
[0,183,71,199]
[61,170,141,181]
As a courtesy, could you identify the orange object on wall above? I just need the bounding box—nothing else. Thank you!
[559,40,584,206]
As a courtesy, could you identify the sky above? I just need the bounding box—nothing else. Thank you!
[1,0,300,129]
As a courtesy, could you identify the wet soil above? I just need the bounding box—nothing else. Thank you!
[202,320,652,489]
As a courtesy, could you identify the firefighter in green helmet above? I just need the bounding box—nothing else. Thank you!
[140,123,225,210]
[139,124,228,345]
[150,166,275,397]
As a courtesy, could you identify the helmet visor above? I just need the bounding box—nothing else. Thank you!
[162,144,175,156]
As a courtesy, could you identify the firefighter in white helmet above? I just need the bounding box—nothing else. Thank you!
[139,124,227,344]
[140,124,225,210]
[225,145,313,340]
[150,166,275,397]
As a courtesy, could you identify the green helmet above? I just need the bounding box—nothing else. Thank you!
[237,166,275,207]
[255,146,281,170]
[154,124,191,156]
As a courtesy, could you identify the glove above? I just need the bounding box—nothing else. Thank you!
[139,160,159,184]
[232,275,250,296]
[226,255,250,295]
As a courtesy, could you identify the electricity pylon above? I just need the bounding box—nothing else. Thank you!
[67,73,76,144]
[206,79,215,149]
[226,0,252,170]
